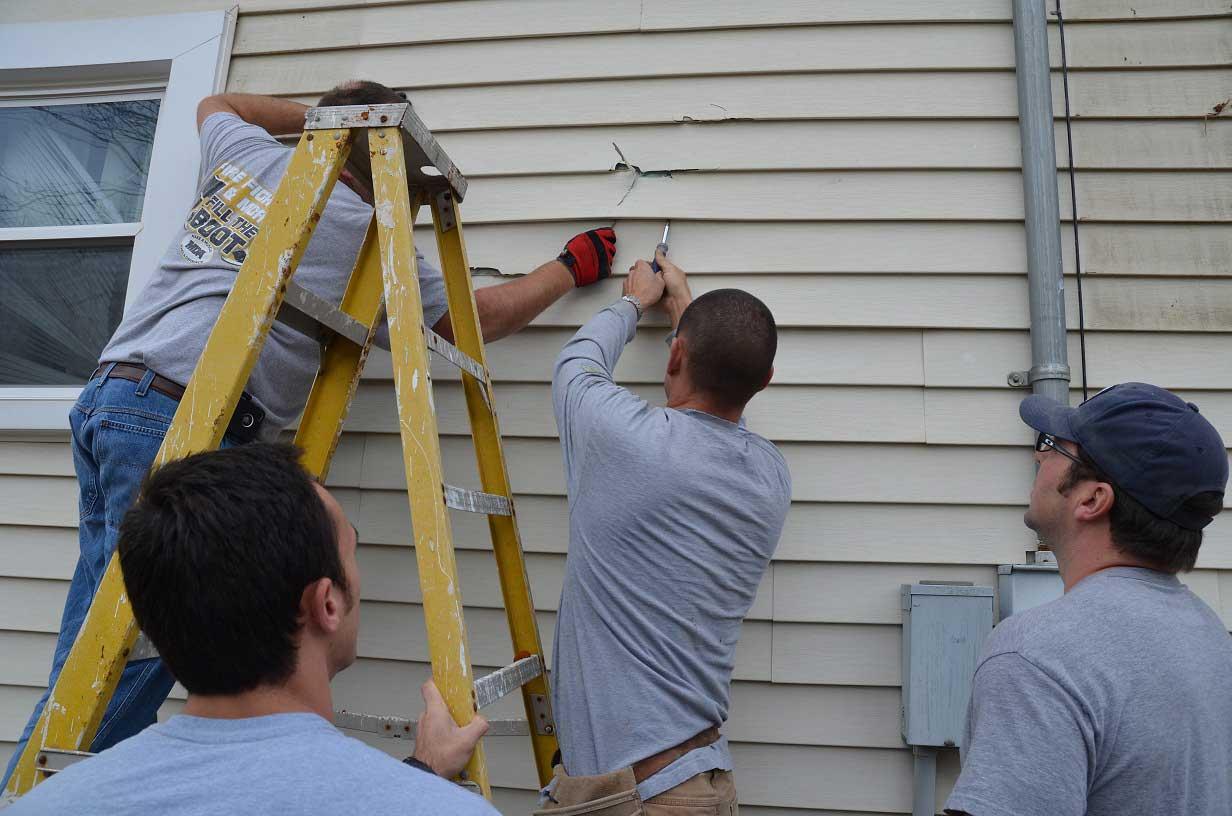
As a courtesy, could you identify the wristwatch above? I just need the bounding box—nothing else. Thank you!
[620,294,644,320]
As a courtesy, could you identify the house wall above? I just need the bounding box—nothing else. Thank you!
[1,1,1229,812]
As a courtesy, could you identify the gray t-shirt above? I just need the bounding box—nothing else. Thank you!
[4,713,496,815]
[550,301,792,801]
[945,566,1232,816]
[101,113,449,437]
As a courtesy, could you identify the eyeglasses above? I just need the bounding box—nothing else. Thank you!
[1035,432,1085,467]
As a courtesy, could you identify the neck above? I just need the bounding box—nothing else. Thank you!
[182,652,335,722]
[667,393,744,424]
[1054,530,1160,591]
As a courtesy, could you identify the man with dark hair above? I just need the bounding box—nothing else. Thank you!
[6,444,496,815]
[6,78,619,784]
[945,383,1232,816]
[544,252,791,813]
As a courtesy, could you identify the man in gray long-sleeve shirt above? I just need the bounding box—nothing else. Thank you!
[545,252,792,813]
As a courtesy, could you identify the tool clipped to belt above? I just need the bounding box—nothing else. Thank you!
[92,363,266,443]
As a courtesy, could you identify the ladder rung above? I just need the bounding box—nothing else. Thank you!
[34,748,93,776]
[473,655,543,710]
[334,711,530,739]
[276,281,372,347]
[425,329,488,386]
[130,632,159,662]
[444,485,512,517]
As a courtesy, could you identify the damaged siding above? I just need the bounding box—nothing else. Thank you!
[1,1,1230,813]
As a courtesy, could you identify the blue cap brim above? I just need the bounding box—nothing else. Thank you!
[1019,394,1078,441]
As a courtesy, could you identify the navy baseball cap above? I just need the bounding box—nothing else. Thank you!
[1020,382,1228,530]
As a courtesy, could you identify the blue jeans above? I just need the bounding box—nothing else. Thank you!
[3,367,238,787]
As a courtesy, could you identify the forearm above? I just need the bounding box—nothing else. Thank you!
[554,300,639,385]
[473,259,574,343]
[664,291,693,330]
[198,94,309,136]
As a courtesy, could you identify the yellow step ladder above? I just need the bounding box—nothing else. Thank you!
[5,102,557,801]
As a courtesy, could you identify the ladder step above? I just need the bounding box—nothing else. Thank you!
[33,748,93,776]
[276,280,373,347]
[472,655,543,710]
[444,485,513,517]
[334,711,530,739]
[425,328,488,386]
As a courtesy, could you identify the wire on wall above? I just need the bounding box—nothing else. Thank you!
[1053,1,1089,401]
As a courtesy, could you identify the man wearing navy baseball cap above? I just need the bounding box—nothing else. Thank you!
[946,383,1232,816]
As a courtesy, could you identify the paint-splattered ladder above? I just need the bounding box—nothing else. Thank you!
[4,103,556,802]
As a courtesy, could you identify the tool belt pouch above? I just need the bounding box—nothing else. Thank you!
[533,766,643,816]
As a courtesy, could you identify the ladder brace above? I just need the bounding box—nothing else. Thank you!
[472,655,543,709]
[444,485,513,516]
[334,712,531,740]
[277,280,374,347]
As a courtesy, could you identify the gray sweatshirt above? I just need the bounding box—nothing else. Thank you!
[550,300,791,800]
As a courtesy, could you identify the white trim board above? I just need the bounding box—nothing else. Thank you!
[0,10,237,429]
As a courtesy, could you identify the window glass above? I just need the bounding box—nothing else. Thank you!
[0,244,130,384]
[0,99,161,228]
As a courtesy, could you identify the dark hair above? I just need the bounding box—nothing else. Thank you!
[1059,449,1223,573]
[118,443,348,695]
[317,80,407,108]
[318,81,407,182]
[676,288,777,408]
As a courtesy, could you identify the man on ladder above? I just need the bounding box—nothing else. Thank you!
[4,443,497,815]
[3,79,619,789]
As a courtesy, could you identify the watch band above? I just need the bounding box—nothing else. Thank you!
[402,756,437,776]
[620,294,644,320]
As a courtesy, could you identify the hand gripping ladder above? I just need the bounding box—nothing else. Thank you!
[5,103,557,801]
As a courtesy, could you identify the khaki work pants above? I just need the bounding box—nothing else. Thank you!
[534,766,738,816]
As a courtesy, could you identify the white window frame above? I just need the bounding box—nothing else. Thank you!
[0,11,236,432]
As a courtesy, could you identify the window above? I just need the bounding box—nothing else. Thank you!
[0,11,235,429]
[0,97,161,385]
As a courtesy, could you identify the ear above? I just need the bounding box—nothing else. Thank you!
[666,336,685,377]
[301,577,344,635]
[1073,479,1115,524]
[757,365,774,394]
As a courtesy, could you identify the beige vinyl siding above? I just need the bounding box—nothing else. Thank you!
[1,2,1230,814]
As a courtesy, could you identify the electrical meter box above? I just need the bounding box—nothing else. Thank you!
[997,562,1064,621]
[900,583,994,748]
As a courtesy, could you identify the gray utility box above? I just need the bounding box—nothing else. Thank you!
[997,563,1063,622]
[900,583,995,748]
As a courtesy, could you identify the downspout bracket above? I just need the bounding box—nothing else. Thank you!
[1007,363,1072,389]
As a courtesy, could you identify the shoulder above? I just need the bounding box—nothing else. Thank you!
[980,593,1072,661]
[288,731,498,814]
[741,428,793,497]
[2,729,158,811]
[200,111,276,142]
[198,112,285,167]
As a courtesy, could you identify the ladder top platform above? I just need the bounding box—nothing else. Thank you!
[305,102,467,202]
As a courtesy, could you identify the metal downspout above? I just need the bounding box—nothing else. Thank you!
[1012,0,1070,404]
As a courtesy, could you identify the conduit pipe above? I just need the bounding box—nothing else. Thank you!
[1012,0,1070,405]
[910,6,1072,815]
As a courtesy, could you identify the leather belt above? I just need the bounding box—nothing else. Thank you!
[631,727,721,784]
[92,363,265,444]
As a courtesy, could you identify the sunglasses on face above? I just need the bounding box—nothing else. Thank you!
[1035,432,1085,467]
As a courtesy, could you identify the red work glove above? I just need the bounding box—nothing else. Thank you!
[558,227,617,287]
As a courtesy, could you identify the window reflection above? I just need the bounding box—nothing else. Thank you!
[0,100,160,228]
[0,245,130,384]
